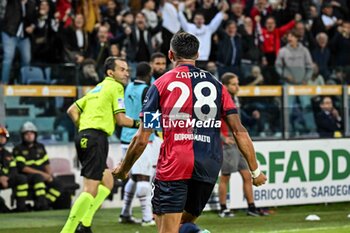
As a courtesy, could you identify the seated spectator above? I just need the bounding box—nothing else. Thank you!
[13,122,63,210]
[0,126,29,212]
[275,30,313,85]
[315,96,342,138]
[308,63,325,85]
[61,13,90,64]
[312,32,331,79]
[32,0,62,64]
[1,0,36,84]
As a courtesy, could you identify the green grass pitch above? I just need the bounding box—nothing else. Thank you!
[0,202,349,233]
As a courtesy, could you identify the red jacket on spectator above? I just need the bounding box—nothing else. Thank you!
[56,0,73,28]
[261,20,295,55]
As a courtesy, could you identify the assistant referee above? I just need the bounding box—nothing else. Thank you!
[61,57,139,233]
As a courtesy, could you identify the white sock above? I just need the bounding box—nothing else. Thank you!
[121,178,136,217]
[136,181,153,222]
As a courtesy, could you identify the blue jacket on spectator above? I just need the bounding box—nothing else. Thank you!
[312,45,331,79]
[331,32,350,67]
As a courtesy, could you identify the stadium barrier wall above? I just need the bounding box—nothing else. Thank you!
[3,139,349,210]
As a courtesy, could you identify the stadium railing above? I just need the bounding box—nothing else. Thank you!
[0,84,349,144]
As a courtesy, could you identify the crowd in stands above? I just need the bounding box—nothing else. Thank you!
[0,0,349,137]
[0,0,349,85]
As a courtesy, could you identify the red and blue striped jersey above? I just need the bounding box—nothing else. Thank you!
[141,64,237,184]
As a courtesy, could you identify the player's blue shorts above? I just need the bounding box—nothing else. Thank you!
[152,179,215,217]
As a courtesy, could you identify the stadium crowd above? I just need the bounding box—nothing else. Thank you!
[0,0,349,138]
[0,0,349,85]
[0,2,348,231]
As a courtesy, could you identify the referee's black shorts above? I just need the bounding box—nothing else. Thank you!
[75,129,108,180]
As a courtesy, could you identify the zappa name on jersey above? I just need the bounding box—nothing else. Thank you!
[176,71,207,79]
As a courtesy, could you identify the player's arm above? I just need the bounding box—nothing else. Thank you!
[225,114,267,186]
[112,120,152,179]
[67,103,80,128]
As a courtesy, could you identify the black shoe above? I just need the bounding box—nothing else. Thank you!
[75,223,93,233]
[247,208,261,217]
[119,215,141,224]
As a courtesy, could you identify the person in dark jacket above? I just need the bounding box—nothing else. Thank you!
[88,25,111,78]
[315,96,342,138]
[216,20,242,78]
[13,122,63,210]
[32,0,62,64]
[60,13,90,64]
[0,126,29,212]
[311,32,331,80]
[124,12,162,78]
[1,0,36,84]
[331,21,350,67]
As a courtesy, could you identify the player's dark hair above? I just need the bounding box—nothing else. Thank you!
[136,62,152,80]
[150,52,166,62]
[104,56,125,76]
[221,72,238,85]
[170,31,199,60]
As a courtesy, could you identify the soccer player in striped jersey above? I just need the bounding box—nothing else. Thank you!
[113,31,267,233]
